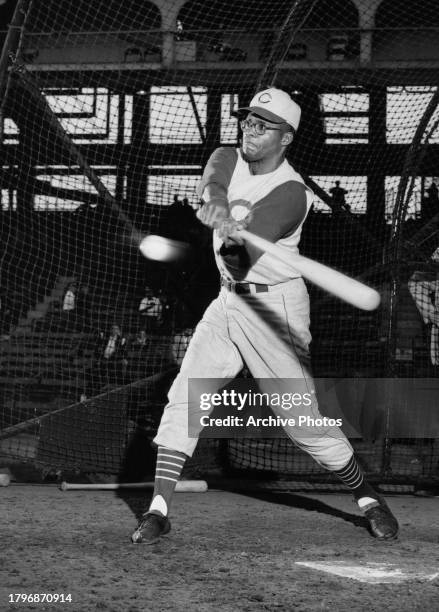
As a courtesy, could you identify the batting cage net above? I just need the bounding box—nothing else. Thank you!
[1,0,439,488]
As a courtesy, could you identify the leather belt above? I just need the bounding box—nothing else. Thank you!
[221,276,269,295]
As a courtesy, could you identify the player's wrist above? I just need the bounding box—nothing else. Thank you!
[204,196,229,210]
[197,198,229,228]
[217,218,245,245]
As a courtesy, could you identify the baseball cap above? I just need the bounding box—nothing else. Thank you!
[237,87,301,131]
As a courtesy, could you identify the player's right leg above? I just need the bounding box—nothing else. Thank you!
[131,293,243,544]
[227,281,398,540]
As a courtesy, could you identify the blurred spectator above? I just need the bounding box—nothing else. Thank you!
[0,286,12,338]
[126,329,150,381]
[168,195,199,242]
[330,181,351,215]
[57,281,92,331]
[138,286,163,332]
[55,281,78,331]
[94,324,128,389]
[421,181,439,222]
[408,247,439,365]
[75,283,92,330]
[170,193,182,208]
[134,329,148,348]
[175,19,192,41]
[181,197,197,225]
[427,182,439,201]
[62,282,77,312]
[171,327,193,367]
[168,194,185,236]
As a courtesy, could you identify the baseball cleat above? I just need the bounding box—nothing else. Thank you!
[363,498,399,540]
[131,512,171,544]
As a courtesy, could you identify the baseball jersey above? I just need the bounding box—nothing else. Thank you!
[198,147,314,284]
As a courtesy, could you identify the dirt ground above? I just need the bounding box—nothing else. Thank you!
[1,484,438,612]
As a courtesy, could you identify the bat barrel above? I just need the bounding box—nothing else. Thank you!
[238,229,381,311]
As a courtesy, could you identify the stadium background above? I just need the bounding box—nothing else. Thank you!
[0,0,439,490]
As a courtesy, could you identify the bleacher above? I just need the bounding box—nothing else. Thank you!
[1,268,433,394]
[0,271,187,427]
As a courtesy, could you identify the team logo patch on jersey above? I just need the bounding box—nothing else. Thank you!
[230,199,252,222]
[258,92,272,103]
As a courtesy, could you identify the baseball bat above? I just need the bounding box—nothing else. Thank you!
[237,229,381,311]
[60,480,208,493]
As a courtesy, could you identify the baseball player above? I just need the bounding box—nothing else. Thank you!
[131,87,399,544]
[408,247,439,365]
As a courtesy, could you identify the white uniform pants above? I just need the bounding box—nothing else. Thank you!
[154,278,353,470]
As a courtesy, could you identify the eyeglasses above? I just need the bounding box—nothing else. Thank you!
[240,118,283,136]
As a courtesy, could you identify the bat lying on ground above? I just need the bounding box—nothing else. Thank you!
[60,480,208,492]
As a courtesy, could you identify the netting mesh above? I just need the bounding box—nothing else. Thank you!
[1,0,439,485]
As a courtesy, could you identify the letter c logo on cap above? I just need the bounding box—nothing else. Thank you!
[258,92,272,103]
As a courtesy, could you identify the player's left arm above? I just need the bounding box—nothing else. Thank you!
[196,147,238,228]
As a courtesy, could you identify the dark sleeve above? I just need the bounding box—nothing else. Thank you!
[196,147,238,199]
[220,181,308,278]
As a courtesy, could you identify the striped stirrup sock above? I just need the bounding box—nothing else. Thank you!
[148,447,187,517]
[333,455,378,505]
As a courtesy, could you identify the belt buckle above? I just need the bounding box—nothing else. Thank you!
[235,283,250,295]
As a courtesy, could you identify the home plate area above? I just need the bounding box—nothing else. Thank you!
[296,560,439,584]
